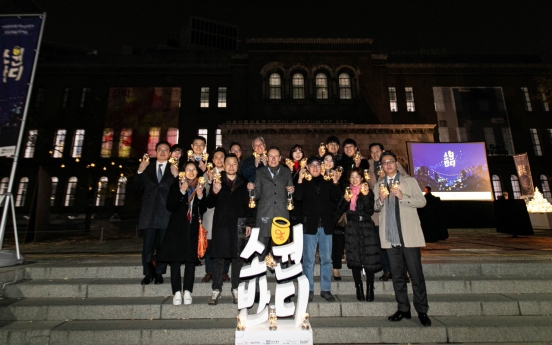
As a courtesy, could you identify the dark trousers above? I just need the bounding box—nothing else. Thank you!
[212,258,244,291]
[142,228,168,276]
[352,267,375,285]
[386,246,429,314]
[204,239,230,274]
[332,232,345,269]
[170,262,196,294]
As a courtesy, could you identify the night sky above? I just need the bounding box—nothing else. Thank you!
[3,0,552,57]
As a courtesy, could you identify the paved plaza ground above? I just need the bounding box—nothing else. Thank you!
[2,228,552,262]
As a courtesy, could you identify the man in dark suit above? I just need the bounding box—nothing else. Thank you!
[135,140,179,285]
[241,136,267,183]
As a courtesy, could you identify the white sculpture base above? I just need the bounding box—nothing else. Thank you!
[235,319,313,345]
[528,212,552,229]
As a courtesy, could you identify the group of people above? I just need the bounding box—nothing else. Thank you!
[135,135,432,327]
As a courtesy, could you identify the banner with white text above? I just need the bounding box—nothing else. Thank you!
[0,16,43,156]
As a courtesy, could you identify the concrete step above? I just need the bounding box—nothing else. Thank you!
[19,260,552,280]
[4,275,552,298]
[1,316,552,345]
[1,294,551,321]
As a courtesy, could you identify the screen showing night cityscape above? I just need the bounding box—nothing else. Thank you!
[407,142,493,201]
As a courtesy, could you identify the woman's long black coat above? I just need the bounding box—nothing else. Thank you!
[158,181,206,264]
[338,190,382,272]
[205,172,253,259]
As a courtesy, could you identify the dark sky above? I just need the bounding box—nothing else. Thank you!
[4,0,552,57]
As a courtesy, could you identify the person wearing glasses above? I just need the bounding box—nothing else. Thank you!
[241,137,268,183]
[295,156,341,302]
[229,142,243,167]
[374,151,431,327]
[135,140,179,285]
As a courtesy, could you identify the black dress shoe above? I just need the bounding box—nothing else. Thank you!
[418,313,432,326]
[308,291,314,302]
[379,272,391,281]
[333,275,342,281]
[154,274,164,284]
[141,275,153,285]
[320,291,336,302]
[388,310,411,322]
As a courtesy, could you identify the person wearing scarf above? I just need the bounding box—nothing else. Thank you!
[374,151,431,327]
[338,168,381,302]
[158,161,206,306]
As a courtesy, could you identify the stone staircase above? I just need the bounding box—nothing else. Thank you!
[1,259,552,345]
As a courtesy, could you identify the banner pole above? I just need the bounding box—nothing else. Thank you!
[0,13,47,256]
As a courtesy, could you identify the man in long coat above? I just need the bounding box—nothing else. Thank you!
[135,140,178,285]
[374,151,431,327]
[247,146,294,259]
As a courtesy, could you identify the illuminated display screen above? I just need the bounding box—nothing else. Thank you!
[407,142,493,201]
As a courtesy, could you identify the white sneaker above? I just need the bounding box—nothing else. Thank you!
[208,290,222,305]
[173,291,182,306]
[231,289,238,304]
[183,290,192,305]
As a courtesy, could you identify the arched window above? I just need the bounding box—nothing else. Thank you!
[491,175,503,200]
[51,177,59,206]
[65,177,78,207]
[96,176,109,206]
[292,73,305,99]
[269,73,281,99]
[15,177,29,207]
[540,174,551,200]
[315,73,328,99]
[510,175,521,199]
[115,177,127,206]
[339,73,352,99]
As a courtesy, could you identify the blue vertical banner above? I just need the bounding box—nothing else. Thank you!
[0,16,43,157]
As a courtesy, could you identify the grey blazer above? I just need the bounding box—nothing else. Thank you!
[253,165,294,237]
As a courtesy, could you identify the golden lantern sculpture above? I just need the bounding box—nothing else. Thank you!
[345,186,352,198]
[379,182,389,195]
[252,152,260,158]
[206,162,214,171]
[302,170,312,181]
[319,143,326,155]
[198,176,206,188]
[143,153,150,162]
[353,150,361,161]
[178,172,186,182]
[213,172,222,184]
[300,158,308,168]
[202,152,209,162]
[248,189,256,208]
[268,305,277,331]
[187,150,194,161]
[168,157,179,169]
[336,166,344,174]
[236,314,245,331]
[285,158,294,170]
[323,169,332,181]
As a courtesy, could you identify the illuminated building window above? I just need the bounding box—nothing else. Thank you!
[510,175,521,199]
[541,92,550,112]
[24,130,38,158]
[200,87,209,108]
[198,129,208,152]
[530,128,542,156]
[292,74,305,99]
[118,128,132,158]
[64,177,78,207]
[115,177,127,206]
[166,128,179,146]
[62,87,72,108]
[15,177,29,207]
[218,87,227,108]
[269,74,281,99]
[52,129,66,158]
[0,177,9,206]
[71,129,85,158]
[101,128,114,158]
[492,175,503,200]
[50,177,58,206]
[389,87,398,112]
[540,175,551,200]
[215,129,222,148]
[315,73,328,99]
[80,87,91,108]
[521,87,532,111]
[95,176,108,206]
[148,127,160,157]
[339,73,352,99]
[405,87,416,112]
